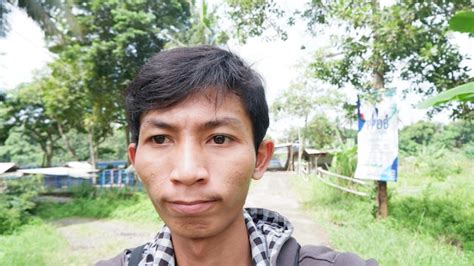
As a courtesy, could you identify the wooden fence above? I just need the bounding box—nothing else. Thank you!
[314,167,372,197]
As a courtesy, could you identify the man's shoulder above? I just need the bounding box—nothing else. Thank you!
[277,237,379,266]
[94,249,130,266]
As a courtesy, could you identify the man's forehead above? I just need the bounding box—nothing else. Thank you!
[139,92,250,129]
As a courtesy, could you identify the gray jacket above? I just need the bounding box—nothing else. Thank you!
[96,208,378,266]
[97,238,378,266]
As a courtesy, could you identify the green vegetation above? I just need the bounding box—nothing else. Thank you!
[0,221,70,266]
[0,181,159,265]
[36,185,158,224]
[294,148,474,265]
[0,175,43,234]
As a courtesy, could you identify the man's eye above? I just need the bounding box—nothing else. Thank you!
[211,135,229,145]
[152,135,169,144]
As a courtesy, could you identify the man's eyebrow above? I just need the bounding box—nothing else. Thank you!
[203,117,244,130]
[141,117,244,131]
[142,119,176,130]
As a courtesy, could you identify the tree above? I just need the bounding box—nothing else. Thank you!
[1,84,61,167]
[304,1,473,119]
[272,78,343,173]
[226,0,473,118]
[417,10,474,120]
[58,0,192,149]
[0,0,80,40]
[226,0,473,218]
[305,114,337,149]
[169,0,229,46]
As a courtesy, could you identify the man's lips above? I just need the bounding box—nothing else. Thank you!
[167,200,218,215]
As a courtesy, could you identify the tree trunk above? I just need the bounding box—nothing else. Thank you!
[297,127,304,175]
[372,0,389,219]
[57,122,77,159]
[44,139,54,167]
[88,127,96,168]
[287,145,294,171]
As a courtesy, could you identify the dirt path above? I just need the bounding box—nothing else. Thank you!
[53,171,329,264]
[245,171,330,246]
[52,218,159,264]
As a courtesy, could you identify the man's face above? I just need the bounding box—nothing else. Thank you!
[128,91,273,239]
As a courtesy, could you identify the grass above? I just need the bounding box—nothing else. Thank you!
[293,150,474,265]
[0,220,73,265]
[35,188,160,224]
[0,188,160,265]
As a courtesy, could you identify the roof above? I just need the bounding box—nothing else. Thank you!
[304,149,330,155]
[19,167,96,179]
[0,163,17,174]
[65,161,95,170]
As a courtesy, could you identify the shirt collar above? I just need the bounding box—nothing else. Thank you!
[134,208,292,266]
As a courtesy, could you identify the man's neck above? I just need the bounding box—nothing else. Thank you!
[171,213,252,266]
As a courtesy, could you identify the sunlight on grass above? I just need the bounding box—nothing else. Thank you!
[0,221,72,266]
[291,154,474,266]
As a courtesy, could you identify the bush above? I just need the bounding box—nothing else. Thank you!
[391,190,474,254]
[0,175,43,234]
[35,187,144,220]
[330,143,357,177]
[463,142,474,159]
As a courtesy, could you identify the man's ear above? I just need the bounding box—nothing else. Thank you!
[128,143,137,165]
[253,140,274,180]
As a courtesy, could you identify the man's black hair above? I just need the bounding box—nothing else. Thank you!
[125,45,269,151]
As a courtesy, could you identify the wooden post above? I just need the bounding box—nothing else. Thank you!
[372,0,389,219]
[377,181,388,218]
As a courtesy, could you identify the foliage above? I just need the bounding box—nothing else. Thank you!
[97,127,128,161]
[227,0,474,119]
[304,114,337,148]
[418,82,474,108]
[399,121,438,155]
[306,1,473,119]
[417,11,474,118]
[54,0,191,131]
[0,0,79,39]
[0,175,43,234]
[0,130,43,167]
[293,157,474,265]
[225,0,288,43]
[449,10,474,34]
[170,0,229,46]
[35,188,158,223]
[391,191,474,253]
[413,145,462,181]
[0,221,68,265]
[329,143,357,177]
[2,0,193,165]
[0,85,62,166]
[400,120,474,155]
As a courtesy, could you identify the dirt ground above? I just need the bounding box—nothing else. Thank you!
[245,171,330,246]
[53,171,329,264]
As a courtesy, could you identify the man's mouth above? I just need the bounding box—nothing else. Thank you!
[167,200,218,215]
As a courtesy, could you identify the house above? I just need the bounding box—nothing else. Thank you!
[267,143,334,172]
[0,162,21,192]
[17,161,97,190]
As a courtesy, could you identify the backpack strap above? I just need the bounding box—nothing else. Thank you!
[276,237,301,266]
[128,244,146,266]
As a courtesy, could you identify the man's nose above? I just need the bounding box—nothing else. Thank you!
[170,141,209,186]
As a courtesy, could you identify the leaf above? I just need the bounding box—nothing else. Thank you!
[417,82,474,108]
[449,11,474,33]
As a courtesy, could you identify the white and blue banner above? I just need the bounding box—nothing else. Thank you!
[354,89,398,182]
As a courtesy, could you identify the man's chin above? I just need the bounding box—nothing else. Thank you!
[169,221,218,240]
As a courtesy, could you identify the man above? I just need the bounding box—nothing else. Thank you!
[98,45,378,266]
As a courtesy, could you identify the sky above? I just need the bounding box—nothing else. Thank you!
[0,3,473,134]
